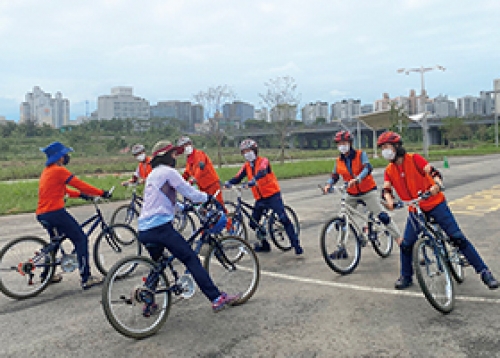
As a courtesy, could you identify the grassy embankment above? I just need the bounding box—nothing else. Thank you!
[1,144,500,216]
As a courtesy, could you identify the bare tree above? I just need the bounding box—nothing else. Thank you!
[193,85,235,168]
[259,76,301,164]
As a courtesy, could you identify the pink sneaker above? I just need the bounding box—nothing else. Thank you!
[212,292,241,312]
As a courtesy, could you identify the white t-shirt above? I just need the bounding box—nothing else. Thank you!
[138,164,208,231]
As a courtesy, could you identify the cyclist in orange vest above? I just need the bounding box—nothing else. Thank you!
[177,136,225,207]
[121,143,152,186]
[37,141,112,290]
[378,131,498,290]
[323,130,401,259]
[176,136,231,230]
[224,139,303,255]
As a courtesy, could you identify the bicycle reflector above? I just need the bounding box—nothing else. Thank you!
[207,212,227,234]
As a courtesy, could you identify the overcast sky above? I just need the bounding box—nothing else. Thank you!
[1,0,499,121]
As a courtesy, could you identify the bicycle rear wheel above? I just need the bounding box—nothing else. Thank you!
[94,224,142,276]
[203,236,260,305]
[0,236,55,299]
[443,240,465,284]
[413,236,455,314]
[102,256,171,339]
[111,205,139,229]
[371,228,393,258]
[268,205,299,251]
[320,216,361,275]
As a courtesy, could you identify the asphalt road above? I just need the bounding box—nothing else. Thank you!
[1,154,500,358]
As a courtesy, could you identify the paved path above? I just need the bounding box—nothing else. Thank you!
[1,154,500,357]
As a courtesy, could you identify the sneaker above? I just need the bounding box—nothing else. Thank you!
[481,270,499,290]
[81,275,103,290]
[254,240,271,253]
[294,245,304,255]
[50,273,63,284]
[212,292,241,312]
[143,303,159,318]
[329,247,348,260]
[394,276,413,290]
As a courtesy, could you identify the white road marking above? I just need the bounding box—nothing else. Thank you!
[260,268,500,304]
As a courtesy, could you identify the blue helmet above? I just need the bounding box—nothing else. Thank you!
[207,212,227,234]
[40,141,73,166]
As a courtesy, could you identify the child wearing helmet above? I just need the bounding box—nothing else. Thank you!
[121,143,152,186]
[378,131,498,290]
[176,136,231,229]
[323,131,402,260]
[37,141,111,290]
[137,140,240,312]
[224,138,303,255]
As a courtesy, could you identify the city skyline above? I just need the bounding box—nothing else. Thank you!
[1,1,499,121]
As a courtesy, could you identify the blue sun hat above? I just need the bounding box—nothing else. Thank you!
[40,141,73,166]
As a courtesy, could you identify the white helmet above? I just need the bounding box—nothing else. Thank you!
[177,136,192,147]
[131,144,145,156]
[239,138,258,153]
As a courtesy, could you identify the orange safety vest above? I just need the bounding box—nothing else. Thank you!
[385,153,444,212]
[244,157,280,200]
[182,149,219,190]
[336,150,377,195]
[138,157,153,179]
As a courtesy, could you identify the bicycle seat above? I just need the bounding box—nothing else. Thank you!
[356,199,367,206]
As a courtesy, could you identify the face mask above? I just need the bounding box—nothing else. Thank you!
[136,153,146,162]
[184,145,193,155]
[381,148,396,161]
[338,145,349,154]
[62,154,70,166]
[244,151,256,162]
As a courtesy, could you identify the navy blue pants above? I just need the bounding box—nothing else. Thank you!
[250,192,299,246]
[37,208,91,282]
[400,201,487,278]
[138,222,220,302]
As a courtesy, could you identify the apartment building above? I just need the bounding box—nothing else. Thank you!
[20,86,69,128]
[97,86,149,120]
[302,101,329,124]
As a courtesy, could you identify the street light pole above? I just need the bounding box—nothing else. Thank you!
[397,65,445,114]
[397,65,445,156]
[483,80,500,147]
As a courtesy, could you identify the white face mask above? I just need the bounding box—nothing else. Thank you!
[135,153,146,162]
[244,151,256,162]
[381,148,396,161]
[338,145,349,154]
[184,145,193,155]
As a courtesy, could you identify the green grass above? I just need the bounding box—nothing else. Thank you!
[2,144,500,216]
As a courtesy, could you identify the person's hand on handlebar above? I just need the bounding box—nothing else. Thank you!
[322,184,333,195]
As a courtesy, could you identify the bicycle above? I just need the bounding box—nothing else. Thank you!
[101,199,260,339]
[319,184,394,275]
[0,189,141,300]
[222,184,300,251]
[397,192,466,314]
[111,182,194,235]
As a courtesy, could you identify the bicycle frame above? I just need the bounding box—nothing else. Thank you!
[228,185,270,232]
[331,185,389,242]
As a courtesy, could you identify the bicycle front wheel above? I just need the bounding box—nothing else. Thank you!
[320,217,361,275]
[0,236,55,299]
[413,236,455,314]
[268,205,300,251]
[110,205,139,229]
[102,256,172,339]
[94,224,142,276]
[203,236,260,305]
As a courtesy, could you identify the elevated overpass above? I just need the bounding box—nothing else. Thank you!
[230,117,496,149]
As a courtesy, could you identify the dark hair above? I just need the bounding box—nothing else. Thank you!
[151,149,176,168]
